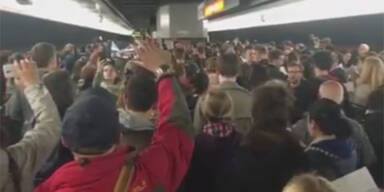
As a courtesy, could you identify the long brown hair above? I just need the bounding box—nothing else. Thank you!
[245,80,295,150]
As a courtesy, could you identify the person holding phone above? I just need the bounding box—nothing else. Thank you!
[92,58,122,99]
[0,58,61,192]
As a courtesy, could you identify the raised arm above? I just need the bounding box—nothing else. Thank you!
[6,59,61,182]
[129,39,195,192]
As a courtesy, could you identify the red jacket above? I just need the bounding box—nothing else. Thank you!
[36,76,195,192]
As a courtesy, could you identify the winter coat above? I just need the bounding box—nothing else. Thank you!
[36,76,195,192]
[0,85,61,192]
[181,122,239,192]
[118,108,154,150]
[291,113,376,168]
[194,81,252,135]
[305,136,357,180]
[215,131,308,192]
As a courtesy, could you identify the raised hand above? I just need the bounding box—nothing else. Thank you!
[136,39,169,73]
[13,59,39,89]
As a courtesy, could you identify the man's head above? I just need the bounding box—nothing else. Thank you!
[319,80,344,104]
[269,49,285,67]
[254,45,269,61]
[245,48,258,64]
[358,44,370,58]
[124,73,157,113]
[286,63,304,87]
[217,53,240,78]
[63,43,75,55]
[62,87,119,155]
[30,42,57,70]
[313,51,333,76]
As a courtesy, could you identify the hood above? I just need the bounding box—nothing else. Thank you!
[36,147,132,191]
[310,138,355,159]
[118,108,154,131]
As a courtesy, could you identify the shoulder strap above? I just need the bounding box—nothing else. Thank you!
[113,150,138,192]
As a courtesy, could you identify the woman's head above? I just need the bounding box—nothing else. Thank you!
[251,80,294,133]
[103,63,118,83]
[200,88,233,123]
[308,99,352,139]
[341,50,352,65]
[358,56,384,90]
[283,173,336,192]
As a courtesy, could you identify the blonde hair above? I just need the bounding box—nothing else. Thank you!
[283,173,337,192]
[357,56,384,91]
[201,88,233,122]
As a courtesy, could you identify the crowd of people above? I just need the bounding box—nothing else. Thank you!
[0,34,383,192]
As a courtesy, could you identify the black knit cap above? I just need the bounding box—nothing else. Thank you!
[62,87,119,154]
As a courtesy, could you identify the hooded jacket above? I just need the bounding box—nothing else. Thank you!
[291,113,376,168]
[0,85,61,192]
[36,76,195,192]
[118,108,154,150]
[305,136,357,180]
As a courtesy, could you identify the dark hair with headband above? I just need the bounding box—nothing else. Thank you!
[309,99,352,139]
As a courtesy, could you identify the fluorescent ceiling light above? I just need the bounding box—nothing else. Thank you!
[206,0,384,32]
[0,0,133,35]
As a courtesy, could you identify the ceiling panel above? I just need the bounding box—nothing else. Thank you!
[108,0,202,29]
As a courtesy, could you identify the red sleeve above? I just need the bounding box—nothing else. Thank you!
[129,76,195,192]
[35,175,53,192]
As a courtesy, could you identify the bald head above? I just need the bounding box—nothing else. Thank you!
[319,80,344,104]
[358,44,370,57]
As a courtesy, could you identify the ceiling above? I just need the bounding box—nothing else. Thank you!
[107,0,203,29]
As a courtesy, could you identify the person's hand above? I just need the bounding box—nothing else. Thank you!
[13,59,39,89]
[136,39,169,73]
[96,58,107,72]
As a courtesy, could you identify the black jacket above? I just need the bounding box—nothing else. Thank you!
[215,132,308,192]
[265,64,287,81]
[292,79,313,122]
[180,132,239,192]
[305,138,357,180]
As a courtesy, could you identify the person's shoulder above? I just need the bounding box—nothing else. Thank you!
[44,160,79,183]
[225,83,251,97]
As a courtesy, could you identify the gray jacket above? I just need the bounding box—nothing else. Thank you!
[118,108,154,150]
[0,85,61,192]
[291,113,377,168]
[194,81,253,135]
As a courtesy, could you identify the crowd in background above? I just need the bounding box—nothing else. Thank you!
[0,34,383,192]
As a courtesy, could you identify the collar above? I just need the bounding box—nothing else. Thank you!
[309,135,336,146]
[203,122,235,137]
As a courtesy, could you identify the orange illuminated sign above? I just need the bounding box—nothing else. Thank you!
[204,0,225,17]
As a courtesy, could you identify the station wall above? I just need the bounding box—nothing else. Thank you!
[0,11,130,51]
[209,14,384,50]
